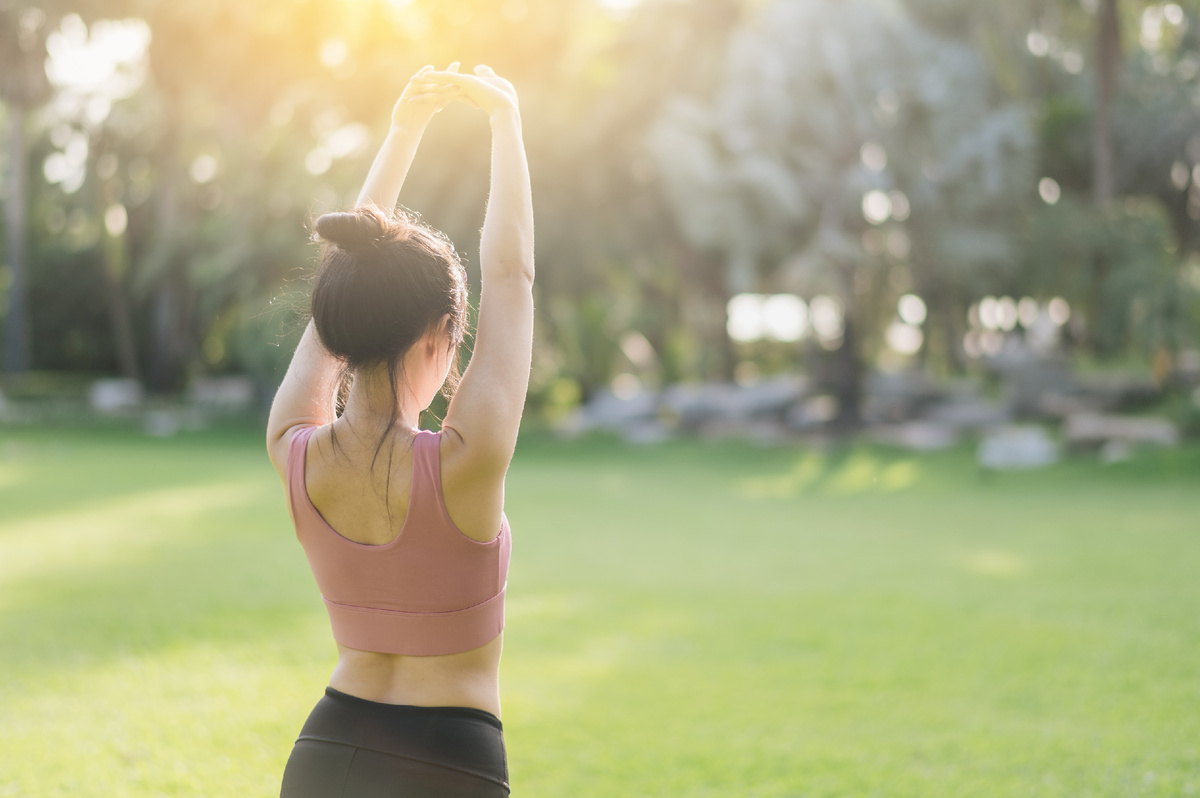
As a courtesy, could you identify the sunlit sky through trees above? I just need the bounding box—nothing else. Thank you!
[5,0,1200,411]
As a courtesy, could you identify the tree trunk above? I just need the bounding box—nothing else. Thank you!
[681,243,736,382]
[3,104,29,374]
[142,137,195,395]
[831,308,863,430]
[1090,0,1121,356]
[103,225,140,380]
[939,300,966,375]
[1093,0,1121,207]
[147,266,195,394]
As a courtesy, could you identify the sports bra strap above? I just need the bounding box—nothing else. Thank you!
[411,429,438,495]
[285,425,317,521]
[285,425,465,544]
[402,429,452,542]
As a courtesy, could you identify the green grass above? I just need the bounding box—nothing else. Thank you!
[1,423,1199,797]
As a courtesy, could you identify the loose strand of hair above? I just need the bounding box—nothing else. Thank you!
[326,361,354,464]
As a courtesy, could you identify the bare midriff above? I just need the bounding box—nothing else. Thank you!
[328,632,504,719]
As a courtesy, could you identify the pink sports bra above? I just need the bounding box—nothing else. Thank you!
[285,425,511,656]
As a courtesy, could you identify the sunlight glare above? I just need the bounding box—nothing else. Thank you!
[1048,297,1071,326]
[1017,297,1038,328]
[762,294,808,342]
[862,190,891,224]
[978,296,1000,330]
[46,15,150,102]
[996,296,1018,332]
[860,142,887,172]
[897,294,926,326]
[810,295,844,346]
[597,0,642,19]
[1038,177,1061,204]
[104,204,128,237]
[727,294,766,343]
[886,322,923,355]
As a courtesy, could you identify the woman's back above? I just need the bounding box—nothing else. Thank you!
[301,423,505,546]
[291,422,509,717]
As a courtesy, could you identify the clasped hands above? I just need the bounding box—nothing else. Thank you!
[391,61,519,131]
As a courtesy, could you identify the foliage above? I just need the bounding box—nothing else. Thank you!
[0,0,1199,407]
[648,0,1037,416]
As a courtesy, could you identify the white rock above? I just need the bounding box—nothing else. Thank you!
[90,379,143,413]
[978,425,1059,470]
[576,388,657,431]
[143,410,179,437]
[871,421,959,451]
[1063,413,1179,448]
[621,419,672,445]
[189,376,256,410]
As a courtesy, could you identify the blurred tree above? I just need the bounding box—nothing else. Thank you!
[1021,0,1200,358]
[527,0,747,396]
[1094,0,1122,206]
[0,4,53,374]
[8,0,1199,412]
[0,0,141,376]
[649,0,1035,424]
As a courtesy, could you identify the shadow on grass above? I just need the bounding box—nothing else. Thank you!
[6,424,1200,695]
[0,427,319,684]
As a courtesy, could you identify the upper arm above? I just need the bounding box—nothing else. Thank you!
[265,319,342,481]
[441,272,534,475]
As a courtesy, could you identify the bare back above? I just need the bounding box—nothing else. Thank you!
[296,422,506,717]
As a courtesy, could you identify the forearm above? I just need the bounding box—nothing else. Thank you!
[479,108,534,282]
[355,125,425,209]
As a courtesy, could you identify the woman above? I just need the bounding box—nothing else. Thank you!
[265,61,533,797]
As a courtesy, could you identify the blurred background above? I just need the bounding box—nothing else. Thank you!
[1,0,1198,442]
[3,2,1200,796]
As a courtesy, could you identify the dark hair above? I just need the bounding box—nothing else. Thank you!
[308,203,469,504]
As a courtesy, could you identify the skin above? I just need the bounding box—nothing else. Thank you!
[265,63,534,719]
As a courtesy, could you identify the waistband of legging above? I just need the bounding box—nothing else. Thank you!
[301,685,509,789]
[322,685,504,730]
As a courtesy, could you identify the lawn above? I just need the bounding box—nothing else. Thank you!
[1,422,1198,797]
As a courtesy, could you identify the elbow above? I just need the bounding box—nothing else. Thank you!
[489,255,535,285]
[507,247,536,284]
[481,239,534,284]
[515,259,535,285]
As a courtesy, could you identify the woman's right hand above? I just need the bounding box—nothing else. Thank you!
[420,65,518,118]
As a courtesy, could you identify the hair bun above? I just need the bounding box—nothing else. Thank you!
[314,206,391,253]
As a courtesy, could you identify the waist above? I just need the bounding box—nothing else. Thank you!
[329,632,504,718]
[296,686,509,793]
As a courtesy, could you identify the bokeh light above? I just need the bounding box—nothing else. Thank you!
[1038,177,1062,204]
[897,294,926,326]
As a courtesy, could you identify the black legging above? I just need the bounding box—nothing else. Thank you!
[280,687,510,798]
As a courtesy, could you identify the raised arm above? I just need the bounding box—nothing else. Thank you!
[265,65,465,479]
[357,62,463,209]
[431,66,535,472]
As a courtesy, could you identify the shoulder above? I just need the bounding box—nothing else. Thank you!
[436,423,508,493]
[265,422,319,484]
[434,424,508,543]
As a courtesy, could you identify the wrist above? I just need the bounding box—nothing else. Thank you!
[388,121,426,140]
[488,105,521,126]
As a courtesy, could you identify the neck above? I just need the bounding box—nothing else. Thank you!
[340,363,423,435]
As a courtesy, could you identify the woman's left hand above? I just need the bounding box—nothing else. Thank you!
[391,62,470,131]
